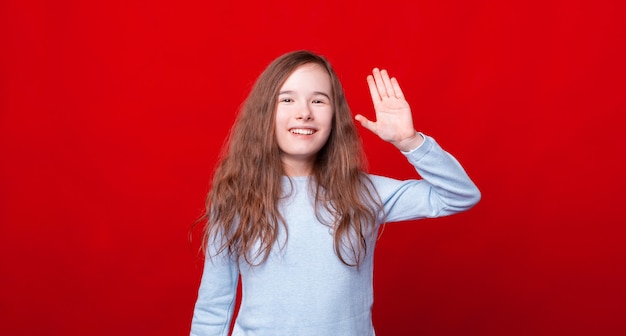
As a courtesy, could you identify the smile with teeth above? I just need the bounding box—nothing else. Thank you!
[290,128,315,135]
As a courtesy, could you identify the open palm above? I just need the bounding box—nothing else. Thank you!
[355,68,421,151]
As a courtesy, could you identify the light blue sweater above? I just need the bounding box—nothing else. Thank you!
[190,135,481,336]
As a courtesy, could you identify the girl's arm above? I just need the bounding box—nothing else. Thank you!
[190,244,239,336]
[369,134,481,222]
[356,68,480,222]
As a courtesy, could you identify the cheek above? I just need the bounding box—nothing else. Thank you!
[274,108,288,127]
[323,109,334,129]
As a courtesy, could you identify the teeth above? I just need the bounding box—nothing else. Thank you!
[290,129,314,135]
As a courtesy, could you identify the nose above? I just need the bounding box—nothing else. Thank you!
[296,104,313,121]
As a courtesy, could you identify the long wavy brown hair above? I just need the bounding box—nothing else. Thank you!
[200,50,382,267]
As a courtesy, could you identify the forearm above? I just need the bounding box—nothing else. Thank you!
[190,250,239,336]
[404,134,481,213]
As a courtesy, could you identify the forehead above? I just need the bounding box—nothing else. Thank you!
[279,63,332,92]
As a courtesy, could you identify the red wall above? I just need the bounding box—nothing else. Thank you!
[1,1,625,335]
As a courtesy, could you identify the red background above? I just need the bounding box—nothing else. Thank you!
[1,1,625,335]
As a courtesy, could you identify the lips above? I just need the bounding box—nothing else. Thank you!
[289,128,316,135]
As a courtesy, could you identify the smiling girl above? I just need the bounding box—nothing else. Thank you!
[190,50,481,336]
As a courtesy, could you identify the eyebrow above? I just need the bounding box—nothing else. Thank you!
[278,90,331,100]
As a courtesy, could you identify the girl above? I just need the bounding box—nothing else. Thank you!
[191,50,480,336]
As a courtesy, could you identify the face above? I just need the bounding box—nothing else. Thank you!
[275,63,333,176]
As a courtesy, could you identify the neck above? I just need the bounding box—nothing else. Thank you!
[282,159,314,177]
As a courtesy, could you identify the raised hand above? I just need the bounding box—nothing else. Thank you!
[355,68,423,152]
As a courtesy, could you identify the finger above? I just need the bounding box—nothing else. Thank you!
[372,68,389,98]
[380,69,395,98]
[354,114,377,133]
[367,75,381,102]
[391,77,405,100]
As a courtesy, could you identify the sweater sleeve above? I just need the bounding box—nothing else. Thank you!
[190,242,239,336]
[369,134,481,223]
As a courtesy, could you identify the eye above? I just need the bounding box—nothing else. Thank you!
[279,97,293,103]
[312,99,326,104]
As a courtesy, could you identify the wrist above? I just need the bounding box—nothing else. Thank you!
[394,131,424,152]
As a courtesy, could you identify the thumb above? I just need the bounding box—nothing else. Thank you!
[354,114,376,134]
